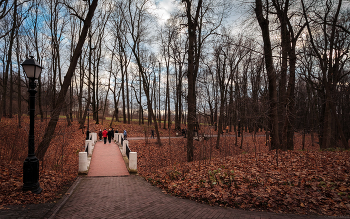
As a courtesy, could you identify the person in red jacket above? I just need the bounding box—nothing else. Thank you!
[102,129,108,144]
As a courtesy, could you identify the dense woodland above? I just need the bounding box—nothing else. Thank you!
[0,0,350,162]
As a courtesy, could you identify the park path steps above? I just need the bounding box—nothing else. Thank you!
[87,141,129,177]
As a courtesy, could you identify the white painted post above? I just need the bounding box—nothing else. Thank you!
[89,133,96,145]
[122,140,128,156]
[79,152,88,173]
[129,152,137,172]
[114,133,118,142]
[86,140,93,156]
[92,133,97,143]
[118,133,123,143]
[85,140,88,150]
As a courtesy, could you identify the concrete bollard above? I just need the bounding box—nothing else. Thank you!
[119,133,124,142]
[79,152,88,173]
[122,140,128,156]
[89,133,95,145]
[129,152,137,172]
[92,133,97,143]
[114,133,118,142]
[86,140,93,156]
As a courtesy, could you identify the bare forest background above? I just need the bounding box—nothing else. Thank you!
[1,0,350,162]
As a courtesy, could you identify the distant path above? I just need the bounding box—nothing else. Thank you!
[127,134,265,140]
[87,141,129,177]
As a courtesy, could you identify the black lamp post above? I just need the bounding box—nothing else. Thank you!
[86,108,91,140]
[21,56,43,194]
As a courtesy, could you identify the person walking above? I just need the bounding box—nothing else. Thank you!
[151,129,154,139]
[108,128,113,143]
[98,129,102,141]
[102,129,108,144]
[123,130,127,140]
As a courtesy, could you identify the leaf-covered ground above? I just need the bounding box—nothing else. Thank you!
[130,137,350,217]
[0,117,86,208]
[0,118,180,208]
[1,117,349,217]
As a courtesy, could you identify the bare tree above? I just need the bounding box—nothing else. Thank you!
[301,0,349,149]
[1,0,17,120]
[118,0,162,143]
[255,0,280,150]
[36,0,99,160]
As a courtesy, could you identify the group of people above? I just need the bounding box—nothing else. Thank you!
[98,128,127,144]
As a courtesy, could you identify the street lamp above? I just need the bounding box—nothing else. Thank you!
[21,56,43,194]
[86,108,91,140]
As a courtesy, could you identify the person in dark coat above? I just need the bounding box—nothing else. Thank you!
[107,128,113,143]
[111,128,115,140]
[102,129,108,144]
[151,129,154,139]
[98,129,102,141]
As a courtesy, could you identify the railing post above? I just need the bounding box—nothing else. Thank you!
[118,133,123,143]
[122,140,128,156]
[89,133,96,145]
[89,133,92,142]
[86,140,93,156]
[129,152,137,172]
[91,133,97,143]
[79,152,88,173]
[114,133,118,142]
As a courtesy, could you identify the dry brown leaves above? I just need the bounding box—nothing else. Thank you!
[0,117,85,207]
[1,118,349,217]
[130,135,350,217]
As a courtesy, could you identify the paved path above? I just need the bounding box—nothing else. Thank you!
[88,141,129,177]
[50,176,341,219]
[127,134,265,141]
[48,140,346,219]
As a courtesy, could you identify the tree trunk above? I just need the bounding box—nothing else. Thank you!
[1,0,17,119]
[16,32,21,127]
[255,0,280,150]
[184,0,202,162]
[9,63,13,118]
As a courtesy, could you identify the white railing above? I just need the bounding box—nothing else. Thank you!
[119,136,137,173]
[79,132,96,174]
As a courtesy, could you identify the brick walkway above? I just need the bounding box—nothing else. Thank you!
[50,176,339,219]
[48,140,346,219]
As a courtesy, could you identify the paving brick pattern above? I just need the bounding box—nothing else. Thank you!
[51,176,341,219]
[0,203,55,219]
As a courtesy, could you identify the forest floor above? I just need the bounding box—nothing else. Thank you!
[0,117,349,217]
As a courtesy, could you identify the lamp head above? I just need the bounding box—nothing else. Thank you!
[21,56,43,79]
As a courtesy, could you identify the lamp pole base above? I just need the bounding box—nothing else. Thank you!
[23,156,42,194]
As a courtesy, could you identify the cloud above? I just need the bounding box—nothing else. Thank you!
[149,0,180,25]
